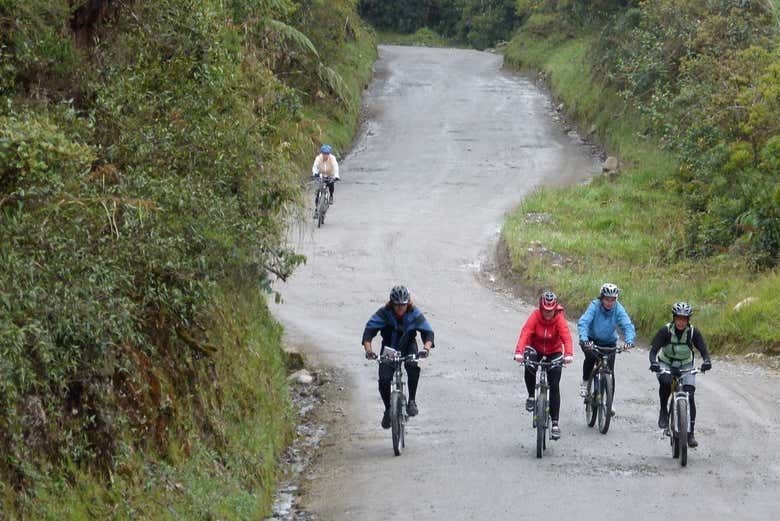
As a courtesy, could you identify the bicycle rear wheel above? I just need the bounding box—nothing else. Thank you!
[536,392,547,459]
[677,399,689,466]
[598,374,613,434]
[585,376,597,427]
[391,392,404,456]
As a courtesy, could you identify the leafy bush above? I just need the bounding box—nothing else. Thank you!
[0,0,375,515]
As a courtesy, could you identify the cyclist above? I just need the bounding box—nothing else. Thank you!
[513,291,574,440]
[648,301,712,447]
[577,283,636,412]
[362,285,434,429]
[311,144,340,208]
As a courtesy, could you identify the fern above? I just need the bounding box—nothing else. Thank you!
[264,18,318,57]
[317,63,351,108]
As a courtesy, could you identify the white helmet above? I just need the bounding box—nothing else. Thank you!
[671,301,693,317]
[599,283,620,299]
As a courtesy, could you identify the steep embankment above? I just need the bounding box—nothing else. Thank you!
[501,2,780,353]
[0,1,375,518]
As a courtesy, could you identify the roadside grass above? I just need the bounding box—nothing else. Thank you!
[502,31,780,354]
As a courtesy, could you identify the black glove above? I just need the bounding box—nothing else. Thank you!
[701,359,712,372]
[417,349,430,359]
[581,340,594,350]
[365,351,377,360]
[649,361,661,373]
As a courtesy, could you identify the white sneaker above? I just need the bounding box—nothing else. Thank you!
[579,381,588,398]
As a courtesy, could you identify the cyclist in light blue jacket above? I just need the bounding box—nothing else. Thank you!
[577,283,636,403]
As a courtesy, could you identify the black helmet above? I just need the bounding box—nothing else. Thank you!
[389,285,410,305]
[671,301,693,317]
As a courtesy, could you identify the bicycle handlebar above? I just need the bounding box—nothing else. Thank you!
[520,358,565,369]
[658,367,703,376]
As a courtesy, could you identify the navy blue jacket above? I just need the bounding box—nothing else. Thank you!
[362,305,434,353]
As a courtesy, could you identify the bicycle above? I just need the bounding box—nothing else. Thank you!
[659,365,703,467]
[312,176,336,228]
[521,352,564,459]
[583,344,627,434]
[377,347,423,456]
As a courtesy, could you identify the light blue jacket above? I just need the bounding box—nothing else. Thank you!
[577,299,636,345]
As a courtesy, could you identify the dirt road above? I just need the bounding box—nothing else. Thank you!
[272,46,780,521]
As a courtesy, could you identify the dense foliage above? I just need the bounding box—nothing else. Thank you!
[358,0,521,49]
[0,0,374,516]
[514,0,780,268]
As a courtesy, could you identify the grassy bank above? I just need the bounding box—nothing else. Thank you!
[502,31,780,353]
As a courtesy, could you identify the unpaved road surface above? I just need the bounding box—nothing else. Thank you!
[272,46,780,521]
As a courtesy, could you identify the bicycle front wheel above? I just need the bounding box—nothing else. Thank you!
[585,376,597,427]
[670,399,680,459]
[598,374,613,434]
[390,392,404,456]
[536,392,547,459]
[677,399,689,466]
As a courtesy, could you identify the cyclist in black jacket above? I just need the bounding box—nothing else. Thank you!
[648,302,712,447]
[362,286,435,429]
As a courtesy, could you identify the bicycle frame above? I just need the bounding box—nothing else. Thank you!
[522,354,563,458]
[378,347,419,456]
[584,345,625,433]
[662,367,699,437]
[659,366,701,466]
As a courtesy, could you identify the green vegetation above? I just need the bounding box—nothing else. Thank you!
[358,0,520,49]
[503,1,780,353]
[377,28,455,47]
[0,0,375,518]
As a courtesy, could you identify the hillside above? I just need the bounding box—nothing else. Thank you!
[0,0,375,517]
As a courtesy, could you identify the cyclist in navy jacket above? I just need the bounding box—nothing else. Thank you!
[577,283,636,407]
[362,286,435,429]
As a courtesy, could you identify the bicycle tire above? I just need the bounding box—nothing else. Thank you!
[391,392,404,456]
[595,374,606,432]
[670,398,680,459]
[599,374,613,434]
[317,197,327,228]
[586,376,597,427]
[677,399,689,466]
[536,392,546,459]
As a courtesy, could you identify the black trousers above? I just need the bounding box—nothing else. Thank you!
[378,344,420,410]
[582,345,616,394]
[523,352,563,422]
[314,180,335,204]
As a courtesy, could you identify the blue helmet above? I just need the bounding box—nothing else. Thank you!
[320,144,332,154]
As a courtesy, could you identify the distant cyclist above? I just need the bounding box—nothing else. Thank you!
[362,286,434,429]
[311,144,340,207]
[513,291,574,440]
[649,301,712,447]
[577,283,636,412]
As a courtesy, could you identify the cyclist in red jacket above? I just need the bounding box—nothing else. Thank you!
[514,291,574,440]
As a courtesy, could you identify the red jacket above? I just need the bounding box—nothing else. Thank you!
[515,306,573,357]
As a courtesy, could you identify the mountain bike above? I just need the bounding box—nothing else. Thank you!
[378,347,422,456]
[660,366,702,467]
[313,176,336,228]
[522,353,564,459]
[583,344,627,434]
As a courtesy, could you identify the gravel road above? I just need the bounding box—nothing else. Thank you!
[271,45,780,521]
